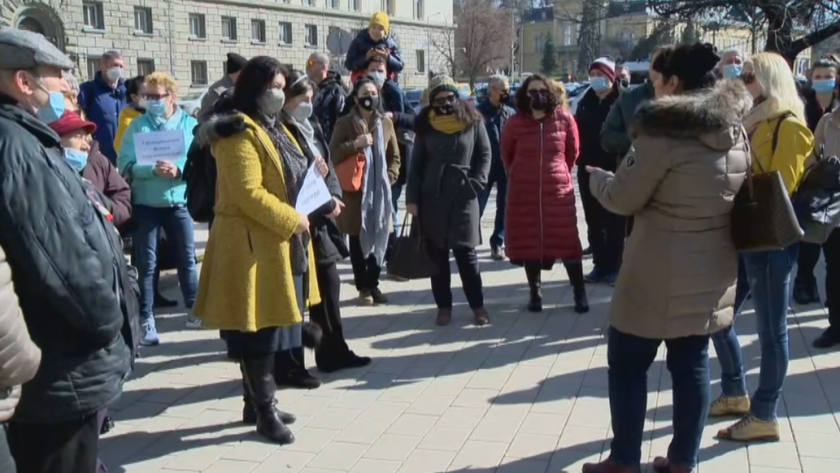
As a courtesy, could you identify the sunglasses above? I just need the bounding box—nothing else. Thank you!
[740,72,756,85]
[528,89,549,97]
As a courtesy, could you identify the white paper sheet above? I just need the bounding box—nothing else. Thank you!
[295,162,331,215]
[133,130,186,166]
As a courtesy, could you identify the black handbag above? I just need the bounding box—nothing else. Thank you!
[387,213,439,280]
[731,126,803,252]
[792,146,840,244]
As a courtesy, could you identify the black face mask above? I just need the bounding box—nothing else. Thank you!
[619,79,629,88]
[434,104,455,115]
[359,96,380,111]
[529,93,548,111]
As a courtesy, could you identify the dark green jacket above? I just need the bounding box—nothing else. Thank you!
[600,82,655,157]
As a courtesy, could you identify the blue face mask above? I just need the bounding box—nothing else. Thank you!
[64,148,89,172]
[590,77,612,93]
[371,71,386,88]
[37,91,66,124]
[146,99,168,117]
[723,64,743,80]
[813,79,837,95]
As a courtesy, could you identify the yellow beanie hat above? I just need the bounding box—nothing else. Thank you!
[370,12,390,36]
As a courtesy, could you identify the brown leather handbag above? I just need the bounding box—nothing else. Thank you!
[731,125,803,252]
[335,119,370,192]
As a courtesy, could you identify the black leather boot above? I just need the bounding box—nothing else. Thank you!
[275,348,322,389]
[240,363,295,425]
[525,265,542,312]
[241,355,295,444]
[565,262,590,314]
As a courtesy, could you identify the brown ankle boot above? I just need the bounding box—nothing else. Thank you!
[582,458,641,473]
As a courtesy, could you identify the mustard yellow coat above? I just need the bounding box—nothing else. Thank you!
[193,113,320,332]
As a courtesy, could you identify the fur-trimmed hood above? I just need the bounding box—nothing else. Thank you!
[633,79,754,151]
[195,112,248,147]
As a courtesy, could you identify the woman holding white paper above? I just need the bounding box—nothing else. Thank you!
[192,57,323,445]
[281,69,372,376]
[117,72,200,346]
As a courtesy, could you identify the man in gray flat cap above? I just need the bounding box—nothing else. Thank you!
[0,29,133,473]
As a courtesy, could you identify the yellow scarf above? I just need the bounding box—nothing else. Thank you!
[429,110,466,134]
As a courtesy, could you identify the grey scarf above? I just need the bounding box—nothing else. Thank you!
[357,114,393,265]
[257,113,311,275]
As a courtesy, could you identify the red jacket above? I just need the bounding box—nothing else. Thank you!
[83,141,132,227]
[501,107,583,262]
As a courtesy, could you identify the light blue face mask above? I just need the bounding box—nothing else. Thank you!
[813,79,837,95]
[590,77,611,93]
[37,90,66,124]
[64,148,89,172]
[723,64,743,80]
[146,99,168,117]
[371,71,386,88]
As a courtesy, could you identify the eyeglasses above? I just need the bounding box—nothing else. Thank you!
[141,93,170,100]
[740,72,756,85]
[433,95,457,106]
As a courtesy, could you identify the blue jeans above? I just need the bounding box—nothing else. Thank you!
[607,327,710,470]
[133,205,198,321]
[391,183,403,230]
[477,171,507,250]
[711,244,798,421]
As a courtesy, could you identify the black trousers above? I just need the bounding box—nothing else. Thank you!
[8,414,99,473]
[427,243,484,309]
[310,262,350,361]
[796,241,823,286]
[578,170,626,273]
[348,235,382,292]
[823,229,840,329]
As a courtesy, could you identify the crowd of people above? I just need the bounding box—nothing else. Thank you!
[0,10,839,473]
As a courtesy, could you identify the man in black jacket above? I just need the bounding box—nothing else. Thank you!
[308,52,346,143]
[0,30,131,473]
[575,57,624,286]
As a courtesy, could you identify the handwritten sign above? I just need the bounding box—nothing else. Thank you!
[295,162,331,216]
[133,130,186,166]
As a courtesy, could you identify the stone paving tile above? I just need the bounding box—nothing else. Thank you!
[105,196,840,472]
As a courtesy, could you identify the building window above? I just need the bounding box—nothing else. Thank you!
[327,0,339,8]
[562,22,573,46]
[133,7,153,34]
[350,0,360,10]
[251,19,266,43]
[305,24,318,47]
[189,13,206,39]
[137,59,155,76]
[279,22,293,45]
[414,0,424,19]
[221,16,237,41]
[82,1,104,30]
[191,61,208,85]
[416,50,425,73]
[86,57,100,80]
[304,0,315,6]
[381,0,395,15]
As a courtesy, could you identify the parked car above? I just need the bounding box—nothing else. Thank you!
[405,89,422,110]
[569,82,590,114]
[178,89,207,117]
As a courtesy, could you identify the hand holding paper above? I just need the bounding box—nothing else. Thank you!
[295,162,332,216]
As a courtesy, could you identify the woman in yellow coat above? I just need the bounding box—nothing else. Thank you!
[193,56,320,446]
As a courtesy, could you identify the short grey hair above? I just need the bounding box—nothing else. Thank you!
[101,51,122,63]
[62,71,80,93]
[308,52,329,66]
[719,48,746,63]
[488,74,509,90]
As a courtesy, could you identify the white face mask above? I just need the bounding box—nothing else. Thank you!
[291,102,313,121]
[260,89,286,115]
[105,67,122,82]
[371,71,386,88]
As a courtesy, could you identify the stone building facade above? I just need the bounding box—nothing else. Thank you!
[1,0,453,92]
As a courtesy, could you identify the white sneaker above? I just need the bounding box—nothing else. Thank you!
[185,316,203,329]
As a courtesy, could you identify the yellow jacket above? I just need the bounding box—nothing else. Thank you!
[193,113,320,332]
[114,107,143,154]
[749,114,814,196]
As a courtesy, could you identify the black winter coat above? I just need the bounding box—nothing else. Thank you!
[803,87,838,133]
[575,86,621,171]
[282,113,350,265]
[313,71,347,144]
[0,96,132,423]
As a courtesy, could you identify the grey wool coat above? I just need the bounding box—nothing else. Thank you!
[589,79,753,340]
[406,115,491,250]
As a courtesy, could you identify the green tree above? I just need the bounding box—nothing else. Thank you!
[541,34,557,74]
[577,0,602,74]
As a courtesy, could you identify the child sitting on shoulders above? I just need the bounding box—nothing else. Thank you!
[345,12,404,84]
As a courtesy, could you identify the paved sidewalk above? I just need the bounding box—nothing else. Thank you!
[103,195,840,473]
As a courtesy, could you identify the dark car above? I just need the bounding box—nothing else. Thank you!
[405,89,423,109]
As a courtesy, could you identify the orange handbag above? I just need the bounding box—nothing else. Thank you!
[336,119,370,192]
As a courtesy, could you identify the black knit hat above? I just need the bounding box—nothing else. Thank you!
[226,53,248,74]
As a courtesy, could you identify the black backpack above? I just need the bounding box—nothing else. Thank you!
[792,140,840,244]
[183,136,217,223]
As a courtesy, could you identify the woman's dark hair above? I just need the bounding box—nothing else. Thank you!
[654,43,719,92]
[232,56,289,117]
[812,58,839,75]
[514,73,567,115]
[415,91,483,135]
[283,68,315,100]
[125,75,146,101]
